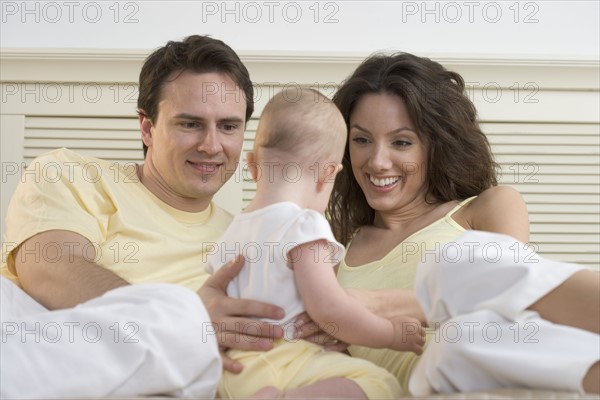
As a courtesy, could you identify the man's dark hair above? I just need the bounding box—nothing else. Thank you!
[137,35,254,157]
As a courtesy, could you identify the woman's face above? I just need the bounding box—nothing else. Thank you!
[349,93,429,213]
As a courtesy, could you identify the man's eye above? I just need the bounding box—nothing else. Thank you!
[221,124,239,133]
[181,122,200,129]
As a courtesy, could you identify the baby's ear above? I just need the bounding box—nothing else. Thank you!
[316,162,342,192]
[322,162,343,183]
[245,152,259,182]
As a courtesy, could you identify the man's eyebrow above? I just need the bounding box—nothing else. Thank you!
[173,113,204,121]
[173,114,244,123]
[350,123,415,135]
[219,117,245,123]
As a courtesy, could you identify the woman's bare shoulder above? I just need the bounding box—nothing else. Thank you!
[465,186,530,243]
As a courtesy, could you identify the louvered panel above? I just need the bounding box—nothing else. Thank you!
[530,223,599,234]
[25,137,141,150]
[529,213,599,224]
[26,128,140,140]
[498,164,597,175]
[484,121,599,268]
[495,154,598,164]
[533,233,599,243]
[26,117,140,130]
[490,135,597,146]
[502,175,599,185]
[493,144,596,155]
[527,203,599,214]
[506,183,598,194]
[481,123,599,135]
[523,193,599,204]
[241,118,259,208]
[527,251,598,265]
[534,242,599,254]
[19,116,599,269]
[24,116,142,164]
[24,148,144,163]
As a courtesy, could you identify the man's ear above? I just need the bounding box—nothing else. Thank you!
[246,151,259,182]
[139,113,153,149]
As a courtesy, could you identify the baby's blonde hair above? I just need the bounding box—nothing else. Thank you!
[254,88,347,166]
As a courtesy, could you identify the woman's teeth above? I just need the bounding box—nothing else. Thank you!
[369,176,400,187]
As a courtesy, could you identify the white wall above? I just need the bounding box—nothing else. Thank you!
[1,0,599,59]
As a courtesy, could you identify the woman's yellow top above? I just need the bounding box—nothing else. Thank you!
[336,197,476,394]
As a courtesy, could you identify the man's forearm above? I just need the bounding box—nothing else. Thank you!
[14,230,130,309]
[18,255,129,310]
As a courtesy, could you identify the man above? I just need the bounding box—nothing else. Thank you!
[1,35,287,398]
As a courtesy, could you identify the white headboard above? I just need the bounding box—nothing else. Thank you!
[1,50,598,268]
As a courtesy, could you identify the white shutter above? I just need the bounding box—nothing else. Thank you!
[24,116,142,164]
[2,51,598,270]
[242,119,259,207]
[484,122,600,267]
[21,116,260,216]
[22,119,599,268]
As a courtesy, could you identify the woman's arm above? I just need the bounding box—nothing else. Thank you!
[291,240,424,353]
[464,185,530,243]
[342,186,530,326]
[345,287,427,325]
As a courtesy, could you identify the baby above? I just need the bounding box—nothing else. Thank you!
[206,88,424,399]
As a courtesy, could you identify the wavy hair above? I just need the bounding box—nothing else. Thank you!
[327,53,498,244]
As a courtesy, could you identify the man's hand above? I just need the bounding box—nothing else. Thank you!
[197,255,285,373]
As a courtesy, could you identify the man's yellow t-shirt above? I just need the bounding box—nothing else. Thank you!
[1,148,232,291]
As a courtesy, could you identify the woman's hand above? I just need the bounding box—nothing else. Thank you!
[292,312,350,352]
[197,256,285,373]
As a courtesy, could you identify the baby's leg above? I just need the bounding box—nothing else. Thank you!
[247,340,400,399]
[250,378,367,399]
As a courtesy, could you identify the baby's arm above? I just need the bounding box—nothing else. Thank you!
[290,240,424,353]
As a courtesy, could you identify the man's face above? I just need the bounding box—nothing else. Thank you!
[140,71,247,211]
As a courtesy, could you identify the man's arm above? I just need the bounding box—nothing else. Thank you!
[15,230,129,309]
[16,233,287,372]
[198,255,285,373]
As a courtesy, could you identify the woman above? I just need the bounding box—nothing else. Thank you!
[327,53,599,395]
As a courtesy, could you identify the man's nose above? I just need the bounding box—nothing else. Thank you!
[198,126,223,155]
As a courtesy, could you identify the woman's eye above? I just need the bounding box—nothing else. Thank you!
[394,140,411,147]
[351,137,369,144]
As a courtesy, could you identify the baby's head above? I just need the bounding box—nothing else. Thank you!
[254,88,347,168]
